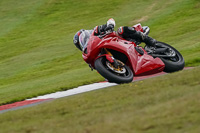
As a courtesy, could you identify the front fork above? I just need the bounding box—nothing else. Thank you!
[90,48,125,71]
[104,48,114,63]
[89,48,115,71]
[104,48,124,68]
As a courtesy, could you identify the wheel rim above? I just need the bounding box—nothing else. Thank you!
[95,57,134,83]
[106,60,126,74]
[157,43,182,62]
[103,59,131,77]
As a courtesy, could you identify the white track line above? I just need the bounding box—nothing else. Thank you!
[1,68,193,114]
[27,82,117,100]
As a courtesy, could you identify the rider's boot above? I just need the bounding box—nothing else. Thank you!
[138,31,157,47]
[143,35,157,47]
[117,26,157,47]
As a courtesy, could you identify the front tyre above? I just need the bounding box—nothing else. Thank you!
[94,57,133,84]
[156,42,185,73]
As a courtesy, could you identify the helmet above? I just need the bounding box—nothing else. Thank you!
[73,29,84,51]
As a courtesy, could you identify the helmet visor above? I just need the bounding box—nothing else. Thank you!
[79,30,92,51]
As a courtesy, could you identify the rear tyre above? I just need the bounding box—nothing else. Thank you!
[94,57,133,84]
[156,42,185,73]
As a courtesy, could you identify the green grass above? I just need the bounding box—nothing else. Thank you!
[0,0,200,132]
[0,67,199,133]
[0,0,200,105]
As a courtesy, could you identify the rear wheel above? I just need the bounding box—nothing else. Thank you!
[154,42,185,73]
[94,57,133,84]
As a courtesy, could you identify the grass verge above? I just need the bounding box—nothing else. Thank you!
[0,0,200,104]
[0,67,199,133]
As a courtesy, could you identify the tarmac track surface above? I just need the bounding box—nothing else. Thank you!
[0,68,191,114]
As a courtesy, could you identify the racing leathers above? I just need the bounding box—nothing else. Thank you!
[73,18,156,52]
[94,18,156,47]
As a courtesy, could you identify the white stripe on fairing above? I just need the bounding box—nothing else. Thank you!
[27,82,117,100]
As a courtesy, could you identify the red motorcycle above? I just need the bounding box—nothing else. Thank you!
[81,24,185,83]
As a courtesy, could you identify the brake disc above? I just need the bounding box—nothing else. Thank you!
[106,60,126,74]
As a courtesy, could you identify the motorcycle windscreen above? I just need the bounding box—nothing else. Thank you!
[79,30,93,51]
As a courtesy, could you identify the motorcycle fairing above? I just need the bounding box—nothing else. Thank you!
[101,36,165,75]
[134,53,165,75]
[83,32,165,76]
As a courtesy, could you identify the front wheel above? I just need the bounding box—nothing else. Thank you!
[94,57,133,84]
[155,42,185,73]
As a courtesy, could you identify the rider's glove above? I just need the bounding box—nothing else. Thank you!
[105,18,116,31]
[94,18,116,35]
[105,24,114,31]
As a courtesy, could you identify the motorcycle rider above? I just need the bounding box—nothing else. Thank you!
[73,18,156,51]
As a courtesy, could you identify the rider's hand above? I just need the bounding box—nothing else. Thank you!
[107,18,116,27]
[105,18,115,31]
[105,24,114,31]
